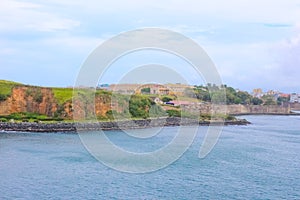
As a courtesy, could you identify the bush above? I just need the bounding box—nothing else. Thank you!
[129,95,152,119]
[166,110,181,117]
[161,96,174,102]
[141,87,150,94]
[0,94,8,101]
[0,117,8,122]
[105,110,118,120]
[33,91,43,103]
[252,97,263,105]
[149,105,168,117]
[225,115,236,121]
[200,113,211,120]
[1,112,61,122]
[25,87,43,103]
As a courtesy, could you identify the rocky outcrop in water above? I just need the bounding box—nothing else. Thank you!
[0,117,250,133]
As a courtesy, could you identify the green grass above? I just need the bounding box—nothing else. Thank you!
[52,88,74,105]
[52,88,113,105]
[176,96,201,103]
[95,89,112,96]
[0,80,22,96]
[0,112,63,122]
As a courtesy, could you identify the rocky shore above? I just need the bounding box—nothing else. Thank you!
[0,117,250,133]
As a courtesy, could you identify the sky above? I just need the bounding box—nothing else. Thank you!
[0,0,300,93]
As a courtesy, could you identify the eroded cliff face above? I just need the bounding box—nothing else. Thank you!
[0,87,57,116]
[0,86,113,119]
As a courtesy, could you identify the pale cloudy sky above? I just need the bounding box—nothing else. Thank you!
[0,0,300,92]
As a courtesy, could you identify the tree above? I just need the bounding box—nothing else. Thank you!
[129,95,152,118]
[251,97,263,105]
[141,87,150,94]
[236,91,252,105]
[211,91,226,104]
[161,96,173,102]
[262,95,277,105]
[277,96,289,105]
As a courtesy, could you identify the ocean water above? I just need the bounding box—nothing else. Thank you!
[0,115,299,199]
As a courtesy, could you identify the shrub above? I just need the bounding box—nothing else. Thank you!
[129,95,152,119]
[161,96,174,102]
[166,110,181,117]
[25,87,43,103]
[0,117,8,122]
[149,105,168,117]
[0,94,7,101]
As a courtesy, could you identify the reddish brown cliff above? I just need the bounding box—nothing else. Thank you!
[0,86,113,119]
[0,86,57,116]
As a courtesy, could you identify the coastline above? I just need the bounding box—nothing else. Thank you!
[233,112,300,116]
[0,117,250,133]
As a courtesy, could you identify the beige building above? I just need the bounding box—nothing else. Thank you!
[108,83,193,96]
[108,84,140,94]
[165,83,193,96]
[252,88,263,98]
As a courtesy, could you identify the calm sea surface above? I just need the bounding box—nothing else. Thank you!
[0,115,299,199]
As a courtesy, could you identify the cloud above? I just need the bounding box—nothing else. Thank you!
[41,36,105,54]
[269,27,300,91]
[0,0,80,32]
[1,0,300,91]
[263,23,292,28]
[22,0,300,26]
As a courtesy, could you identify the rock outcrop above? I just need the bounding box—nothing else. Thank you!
[0,86,57,116]
[0,117,250,132]
[0,86,112,119]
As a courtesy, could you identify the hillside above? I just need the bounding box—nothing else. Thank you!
[1,80,291,123]
[0,80,166,122]
[0,80,114,121]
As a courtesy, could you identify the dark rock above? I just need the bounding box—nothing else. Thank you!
[0,117,251,133]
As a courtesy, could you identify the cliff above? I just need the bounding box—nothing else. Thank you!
[0,84,112,120]
[0,86,57,116]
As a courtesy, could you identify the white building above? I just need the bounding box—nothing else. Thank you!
[290,93,300,103]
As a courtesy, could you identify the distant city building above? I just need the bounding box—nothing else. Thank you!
[252,89,291,102]
[278,93,290,98]
[97,84,110,90]
[279,93,290,98]
[290,93,300,103]
[165,83,193,96]
[273,93,289,101]
[266,90,278,96]
[108,84,139,94]
[252,88,263,98]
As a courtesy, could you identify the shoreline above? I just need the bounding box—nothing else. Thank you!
[0,117,250,133]
[233,112,300,116]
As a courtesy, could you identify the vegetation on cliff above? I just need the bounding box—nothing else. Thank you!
[0,112,63,122]
[0,80,22,101]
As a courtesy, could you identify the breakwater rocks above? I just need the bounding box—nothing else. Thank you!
[0,117,250,133]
